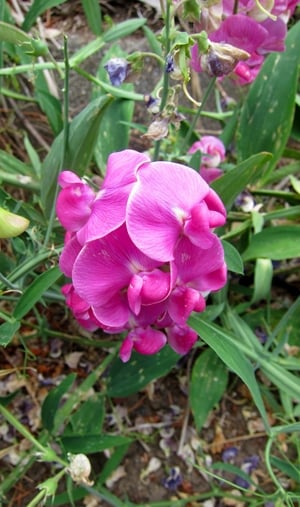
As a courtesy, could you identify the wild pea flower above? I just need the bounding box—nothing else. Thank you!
[188,136,226,184]
[104,57,129,87]
[57,149,227,362]
[190,0,293,84]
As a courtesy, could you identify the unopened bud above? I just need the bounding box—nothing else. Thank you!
[0,207,29,238]
[143,118,169,141]
[67,453,94,486]
[104,58,129,87]
[202,42,250,77]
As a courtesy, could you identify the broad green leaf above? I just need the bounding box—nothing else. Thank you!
[41,373,77,433]
[242,226,300,261]
[0,321,20,347]
[260,362,300,402]
[190,348,228,431]
[64,394,105,436]
[211,152,271,209]
[270,456,300,483]
[81,0,102,35]
[13,267,62,320]
[189,315,270,431]
[105,346,179,397]
[61,434,132,454]
[22,0,66,31]
[40,94,113,217]
[252,258,273,303]
[237,22,300,174]
[103,18,146,44]
[143,25,163,58]
[222,240,244,274]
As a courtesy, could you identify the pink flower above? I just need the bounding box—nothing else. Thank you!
[57,149,227,362]
[189,136,226,183]
[127,160,226,262]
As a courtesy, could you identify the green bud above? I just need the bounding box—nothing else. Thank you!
[0,207,29,239]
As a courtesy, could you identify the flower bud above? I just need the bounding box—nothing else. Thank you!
[67,453,94,486]
[202,42,250,77]
[0,207,29,238]
[143,118,169,141]
[104,58,129,87]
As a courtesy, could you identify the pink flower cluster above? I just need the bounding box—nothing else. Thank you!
[191,0,298,84]
[56,150,227,362]
[189,136,226,184]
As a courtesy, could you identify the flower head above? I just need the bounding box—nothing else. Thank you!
[57,150,227,362]
[104,58,129,87]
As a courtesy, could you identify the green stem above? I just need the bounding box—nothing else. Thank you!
[264,437,286,496]
[43,37,70,248]
[0,404,45,454]
[153,0,172,161]
[26,489,47,507]
[0,248,60,289]
[180,76,217,155]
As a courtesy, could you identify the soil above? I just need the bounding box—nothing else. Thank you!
[0,1,298,506]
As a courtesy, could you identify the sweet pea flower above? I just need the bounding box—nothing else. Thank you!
[57,149,227,362]
[189,136,226,183]
[126,160,226,262]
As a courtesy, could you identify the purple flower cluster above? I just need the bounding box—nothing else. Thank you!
[191,0,298,84]
[56,150,227,362]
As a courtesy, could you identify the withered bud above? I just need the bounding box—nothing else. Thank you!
[144,94,161,114]
[143,118,169,141]
[68,453,94,486]
[202,42,250,77]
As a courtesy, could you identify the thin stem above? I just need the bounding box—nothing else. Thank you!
[43,36,69,248]
[153,0,172,161]
[0,404,46,454]
[180,77,217,155]
[26,489,47,507]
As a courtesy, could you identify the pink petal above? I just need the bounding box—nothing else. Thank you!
[92,292,130,328]
[168,286,206,325]
[210,15,268,53]
[58,170,83,188]
[129,326,167,356]
[204,188,227,227]
[59,234,82,277]
[73,224,159,306]
[166,324,198,354]
[119,336,134,363]
[127,161,209,262]
[103,150,150,189]
[56,183,95,232]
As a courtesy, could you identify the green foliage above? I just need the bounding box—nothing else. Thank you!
[237,21,300,174]
[0,1,300,505]
[190,348,228,431]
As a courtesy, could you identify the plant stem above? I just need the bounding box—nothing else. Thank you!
[43,36,70,248]
[153,0,172,161]
[179,77,217,155]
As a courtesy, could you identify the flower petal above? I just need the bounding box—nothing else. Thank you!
[167,324,198,355]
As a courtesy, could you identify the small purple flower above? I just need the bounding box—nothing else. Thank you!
[104,58,129,86]
[221,446,239,463]
[255,327,268,344]
[234,475,250,489]
[242,455,259,474]
[166,54,175,73]
[162,467,182,490]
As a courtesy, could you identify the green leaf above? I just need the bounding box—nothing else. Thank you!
[270,456,300,483]
[252,258,273,303]
[189,315,270,431]
[22,0,67,31]
[237,22,300,174]
[0,321,20,347]
[190,348,228,431]
[222,240,244,274]
[40,94,113,217]
[211,152,271,209]
[35,87,63,136]
[105,346,179,397]
[61,434,132,454]
[81,0,102,36]
[97,444,130,486]
[65,394,105,436]
[242,226,300,261]
[13,267,62,320]
[103,19,147,44]
[260,361,300,401]
[41,373,77,433]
